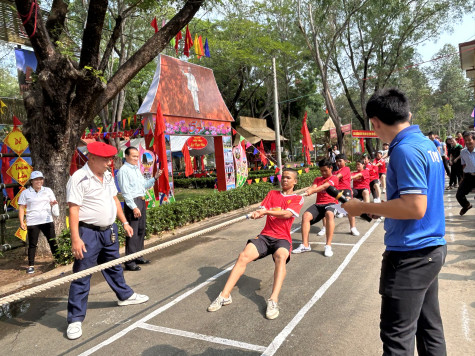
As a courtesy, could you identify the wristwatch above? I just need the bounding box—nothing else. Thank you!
[122,221,129,226]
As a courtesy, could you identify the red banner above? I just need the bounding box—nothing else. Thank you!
[351,130,378,138]
[187,136,208,150]
[330,124,352,139]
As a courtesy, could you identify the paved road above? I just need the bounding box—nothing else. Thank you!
[0,189,473,355]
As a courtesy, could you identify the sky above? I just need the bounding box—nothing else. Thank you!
[418,12,475,62]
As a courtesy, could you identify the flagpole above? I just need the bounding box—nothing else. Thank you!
[273,58,283,188]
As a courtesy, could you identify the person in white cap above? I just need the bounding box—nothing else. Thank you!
[18,171,59,274]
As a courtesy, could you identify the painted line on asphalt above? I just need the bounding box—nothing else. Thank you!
[310,242,356,246]
[78,265,235,356]
[139,323,267,352]
[461,302,472,342]
[262,219,382,356]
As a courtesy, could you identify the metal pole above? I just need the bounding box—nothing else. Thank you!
[272,58,283,188]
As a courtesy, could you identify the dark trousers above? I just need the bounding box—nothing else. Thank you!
[379,245,447,356]
[441,157,450,178]
[456,174,475,208]
[124,198,147,267]
[67,224,133,323]
[449,163,462,187]
[27,222,57,265]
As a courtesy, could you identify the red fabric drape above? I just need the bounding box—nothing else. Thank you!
[300,112,314,165]
[259,140,267,166]
[184,25,193,57]
[360,138,365,153]
[200,156,205,170]
[1,144,13,200]
[153,102,170,196]
[183,145,193,177]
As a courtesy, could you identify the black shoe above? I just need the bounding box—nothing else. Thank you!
[125,264,141,271]
[26,266,35,274]
[135,259,151,265]
[459,204,472,216]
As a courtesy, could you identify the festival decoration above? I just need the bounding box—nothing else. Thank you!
[6,157,32,186]
[9,187,25,210]
[300,112,313,165]
[187,136,208,150]
[4,127,28,156]
[15,226,27,242]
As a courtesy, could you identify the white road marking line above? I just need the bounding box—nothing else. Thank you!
[290,226,301,234]
[461,303,472,342]
[78,265,235,356]
[447,211,455,242]
[310,242,356,246]
[262,220,382,356]
[138,323,267,352]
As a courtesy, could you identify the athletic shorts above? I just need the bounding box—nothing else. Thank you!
[352,188,368,201]
[304,204,336,225]
[369,179,380,192]
[247,234,291,264]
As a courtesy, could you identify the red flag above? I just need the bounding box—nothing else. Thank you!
[175,31,182,55]
[300,112,313,165]
[259,140,268,166]
[13,116,22,128]
[193,157,198,171]
[70,150,79,176]
[182,145,193,177]
[122,119,126,129]
[153,102,170,196]
[199,36,204,58]
[184,25,193,57]
[150,17,158,33]
[200,156,205,170]
[134,115,137,125]
[360,138,365,153]
[1,144,13,200]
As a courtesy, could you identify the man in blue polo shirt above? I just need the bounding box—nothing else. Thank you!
[343,88,447,355]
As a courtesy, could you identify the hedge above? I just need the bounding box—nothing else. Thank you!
[53,168,321,265]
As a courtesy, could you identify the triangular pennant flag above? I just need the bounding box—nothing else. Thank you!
[275,167,280,174]
[255,178,260,183]
[277,175,282,182]
[0,99,7,114]
[118,150,124,158]
[247,179,252,185]
[204,38,210,57]
[305,168,309,173]
[149,137,154,147]
[239,135,245,142]
[125,140,131,148]
[262,177,268,182]
[232,128,237,135]
[301,163,304,167]
[245,142,252,149]
[298,170,302,175]
[150,17,158,33]
[270,176,275,183]
[253,148,259,155]
[13,115,22,127]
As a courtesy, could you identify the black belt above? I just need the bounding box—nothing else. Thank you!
[79,221,113,231]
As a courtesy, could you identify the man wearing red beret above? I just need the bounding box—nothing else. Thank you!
[65,141,149,340]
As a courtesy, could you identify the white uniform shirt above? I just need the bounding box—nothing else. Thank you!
[460,146,475,173]
[18,186,56,226]
[66,163,118,226]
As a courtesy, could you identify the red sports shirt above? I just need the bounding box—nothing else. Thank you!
[313,176,339,205]
[334,166,351,190]
[373,158,387,174]
[352,170,370,190]
[259,190,304,243]
[365,163,379,181]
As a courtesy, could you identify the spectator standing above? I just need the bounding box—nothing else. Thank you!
[448,137,463,189]
[18,171,59,274]
[117,147,162,271]
[456,131,465,147]
[437,136,450,179]
[456,131,475,215]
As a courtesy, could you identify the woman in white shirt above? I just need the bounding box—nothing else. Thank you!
[18,171,59,274]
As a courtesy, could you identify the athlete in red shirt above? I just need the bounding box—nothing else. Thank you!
[374,151,387,194]
[351,159,370,203]
[364,155,381,203]
[293,159,338,257]
[208,168,303,320]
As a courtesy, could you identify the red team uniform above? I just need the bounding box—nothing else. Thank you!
[313,176,339,205]
[352,169,370,190]
[334,166,352,197]
[365,162,379,182]
[259,190,304,244]
[373,158,387,175]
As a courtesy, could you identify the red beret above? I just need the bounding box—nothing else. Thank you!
[87,141,118,157]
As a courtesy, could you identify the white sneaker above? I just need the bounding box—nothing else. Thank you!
[266,299,279,320]
[207,292,232,312]
[317,227,326,236]
[117,293,149,306]
[67,321,82,340]
[350,227,360,236]
[324,245,333,257]
[335,212,344,218]
[374,198,381,203]
[382,189,386,194]
[292,243,311,254]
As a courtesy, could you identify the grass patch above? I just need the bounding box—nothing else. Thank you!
[173,187,215,201]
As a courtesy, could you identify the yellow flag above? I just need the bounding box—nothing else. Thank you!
[15,227,27,242]
[269,161,274,166]
[128,117,131,126]
[194,34,200,55]
[255,178,260,183]
[66,216,70,229]
[0,99,6,114]
[298,170,302,175]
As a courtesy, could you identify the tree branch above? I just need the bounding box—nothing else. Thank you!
[79,0,108,68]
[46,0,68,43]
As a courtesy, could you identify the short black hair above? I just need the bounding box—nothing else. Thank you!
[355,158,365,165]
[427,131,435,136]
[462,131,475,140]
[283,168,298,178]
[365,88,410,125]
[335,153,347,161]
[383,142,389,146]
[318,159,333,168]
[124,146,138,156]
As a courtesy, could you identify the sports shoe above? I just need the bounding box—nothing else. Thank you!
[266,299,279,320]
[324,245,333,257]
[382,189,386,194]
[317,227,326,236]
[350,227,360,236]
[335,212,344,218]
[373,198,381,203]
[26,266,35,274]
[292,243,311,254]
[117,293,149,306]
[67,321,82,340]
[207,293,232,312]
[459,204,472,216]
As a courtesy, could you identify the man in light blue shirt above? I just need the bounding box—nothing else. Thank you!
[343,88,447,355]
[118,147,162,271]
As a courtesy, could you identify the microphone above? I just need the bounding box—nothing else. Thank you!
[326,186,372,222]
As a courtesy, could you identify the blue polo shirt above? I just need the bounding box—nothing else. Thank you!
[385,125,446,251]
